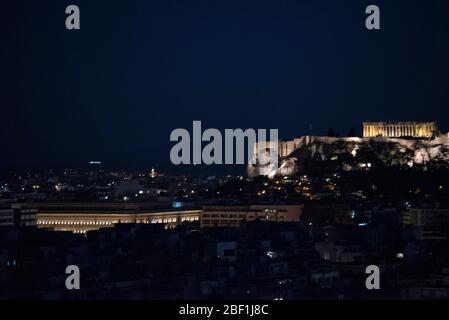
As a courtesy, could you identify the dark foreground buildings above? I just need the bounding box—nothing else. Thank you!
[1,163,449,299]
[1,200,449,299]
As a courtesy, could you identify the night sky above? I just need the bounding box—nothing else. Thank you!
[2,0,449,171]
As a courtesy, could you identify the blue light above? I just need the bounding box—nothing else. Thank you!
[172,201,183,208]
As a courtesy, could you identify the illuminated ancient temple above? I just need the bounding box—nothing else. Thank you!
[363,122,437,138]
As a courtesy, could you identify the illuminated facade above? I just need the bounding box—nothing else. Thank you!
[363,122,437,138]
[25,202,200,234]
[201,205,303,228]
[37,210,200,234]
[28,202,304,232]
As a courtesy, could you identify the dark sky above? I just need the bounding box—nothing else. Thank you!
[2,0,449,171]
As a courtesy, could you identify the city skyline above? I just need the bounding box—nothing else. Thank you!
[2,0,449,304]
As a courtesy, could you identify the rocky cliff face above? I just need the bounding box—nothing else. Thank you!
[248,134,449,178]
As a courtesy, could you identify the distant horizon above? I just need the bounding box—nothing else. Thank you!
[1,121,448,175]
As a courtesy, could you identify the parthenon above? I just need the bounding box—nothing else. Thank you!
[363,122,437,138]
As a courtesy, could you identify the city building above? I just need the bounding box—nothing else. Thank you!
[314,241,365,263]
[201,204,303,228]
[21,202,200,233]
[404,207,449,240]
[12,203,38,227]
[0,199,37,227]
[363,121,437,138]
[0,204,13,227]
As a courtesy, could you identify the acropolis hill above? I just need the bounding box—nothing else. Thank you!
[249,122,449,178]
